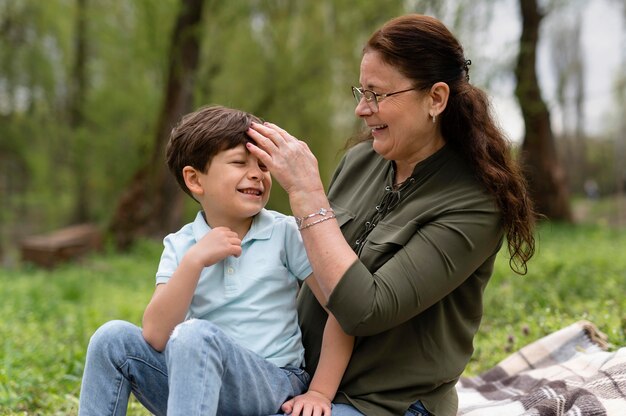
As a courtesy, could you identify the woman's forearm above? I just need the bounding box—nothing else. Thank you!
[245,122,358,300]
[308,315,354,400]
[290,190,358,301]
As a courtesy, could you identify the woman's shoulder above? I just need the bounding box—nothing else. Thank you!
[345,139,375,158]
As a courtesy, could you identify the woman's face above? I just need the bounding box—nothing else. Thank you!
[355,51,443,167]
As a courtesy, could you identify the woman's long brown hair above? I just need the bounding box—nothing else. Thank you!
[360,14,536,274]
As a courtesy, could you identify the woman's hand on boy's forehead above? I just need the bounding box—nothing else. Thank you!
[246,122,324,196]
[247,122,281,153]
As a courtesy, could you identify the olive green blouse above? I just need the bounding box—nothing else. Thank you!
[297,141,503,416]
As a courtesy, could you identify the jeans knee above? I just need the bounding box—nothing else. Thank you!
[88,320,139,357]
[166,319,224,354]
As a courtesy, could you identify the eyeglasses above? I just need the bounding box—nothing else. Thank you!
[351,86,417,112]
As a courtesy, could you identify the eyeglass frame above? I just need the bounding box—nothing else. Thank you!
[351,86,418,112]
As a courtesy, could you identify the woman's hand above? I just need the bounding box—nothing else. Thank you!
[246,122,324,198]
[281,390,331,416]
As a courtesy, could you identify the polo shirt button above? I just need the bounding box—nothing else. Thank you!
[226,267,234,274]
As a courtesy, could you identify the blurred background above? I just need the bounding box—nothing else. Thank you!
[0,0,625,263]
[1,0,626,413]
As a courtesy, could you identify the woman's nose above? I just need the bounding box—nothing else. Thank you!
[355,98,373,117]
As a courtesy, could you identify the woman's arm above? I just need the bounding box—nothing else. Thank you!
[281,277,354,416]
[247,122,357,301]
[142,227,242,351]
[281,316,353,416]
[248,122,503,336]
[325,211,503,336]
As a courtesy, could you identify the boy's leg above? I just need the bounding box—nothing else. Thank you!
[165,319,309,416]
[78,320,169,416]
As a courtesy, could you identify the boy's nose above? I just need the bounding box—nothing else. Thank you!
[248,166,263,180]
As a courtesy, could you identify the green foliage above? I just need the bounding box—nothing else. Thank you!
[1,224,625,413]
[194,0,405,211]
[0,241,159,415]
[1,0,403,239]
[1,0,623,247]
[0,0,178,237]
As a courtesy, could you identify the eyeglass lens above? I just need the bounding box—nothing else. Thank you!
[352,87,378,112]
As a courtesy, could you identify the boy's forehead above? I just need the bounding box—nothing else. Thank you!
[220,143,249,155]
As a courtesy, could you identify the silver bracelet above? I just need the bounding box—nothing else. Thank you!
[295,208,334,229]
[298,213,337,231]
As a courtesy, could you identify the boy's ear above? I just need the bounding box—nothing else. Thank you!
[182,166,204,195]
[429,81,450,117]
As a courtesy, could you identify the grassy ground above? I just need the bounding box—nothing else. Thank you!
[1,220,625,414]
[0,240,159,415]
[466,221,626,375]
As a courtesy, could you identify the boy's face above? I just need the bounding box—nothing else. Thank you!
[196,144,271,225]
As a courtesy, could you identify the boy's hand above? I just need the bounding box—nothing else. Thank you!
[281,390,331,416]
[185,227,242,267]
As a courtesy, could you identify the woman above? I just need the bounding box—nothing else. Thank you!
[247,14,535,416]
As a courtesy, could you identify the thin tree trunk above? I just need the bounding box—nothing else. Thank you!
[109,0,206,249]
[70,0,89,223]
[515,0,572,221]
[573,45,586,188]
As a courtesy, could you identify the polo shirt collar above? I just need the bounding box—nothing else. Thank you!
[191,209,275,244]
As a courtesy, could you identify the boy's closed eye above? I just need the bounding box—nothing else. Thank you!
[230,158,268,172]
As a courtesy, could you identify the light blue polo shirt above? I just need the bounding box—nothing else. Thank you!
[155,209,312,368]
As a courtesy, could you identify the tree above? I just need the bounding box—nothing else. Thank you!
[109,0,206,248]
[515,0,572,221]
[550,10,586,194]
[69,0,90,223]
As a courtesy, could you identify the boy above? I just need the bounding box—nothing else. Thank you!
[78,105,353,416]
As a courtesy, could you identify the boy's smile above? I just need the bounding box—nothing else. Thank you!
[238,186,264,197]
[193,144,271,235]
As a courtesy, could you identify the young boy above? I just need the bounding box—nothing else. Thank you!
[78,105,353,416]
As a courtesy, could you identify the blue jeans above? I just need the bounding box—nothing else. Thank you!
[78,320,309,416]
[406,400,431,416]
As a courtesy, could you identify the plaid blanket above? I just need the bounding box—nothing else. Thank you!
[457,321,626,416]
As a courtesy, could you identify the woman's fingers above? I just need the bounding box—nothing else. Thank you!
[248,121,287,146]
[246,125,278,169]
[245,141,273,169]
[263,121,297,142]
[247,125,279,152]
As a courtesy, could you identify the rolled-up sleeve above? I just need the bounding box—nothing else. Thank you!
[326,207,502,336]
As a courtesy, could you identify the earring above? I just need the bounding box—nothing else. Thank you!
[431,114,436,124]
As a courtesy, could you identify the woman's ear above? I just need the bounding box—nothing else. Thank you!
[429,81,450,118]
[182,166,203,196]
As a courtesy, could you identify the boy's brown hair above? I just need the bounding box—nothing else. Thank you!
[166,105,262,199]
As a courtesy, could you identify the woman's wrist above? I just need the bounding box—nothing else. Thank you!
[288,188,329,218]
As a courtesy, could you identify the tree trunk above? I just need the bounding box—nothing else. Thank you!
[109,0,206,249]
[515,0,572,221]
[70,0,89,223]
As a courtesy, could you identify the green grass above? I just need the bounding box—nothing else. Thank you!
[467,222,626,375]
[1,223,625,414]
[0,240,159,415]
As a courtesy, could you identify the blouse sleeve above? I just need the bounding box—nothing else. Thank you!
[326,206,503,336]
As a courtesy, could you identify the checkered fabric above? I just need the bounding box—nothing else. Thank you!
[457,320,626,416]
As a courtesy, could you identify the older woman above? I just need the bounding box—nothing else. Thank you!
[248,14,535,416]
